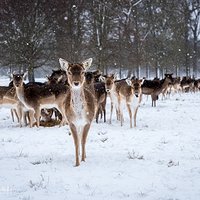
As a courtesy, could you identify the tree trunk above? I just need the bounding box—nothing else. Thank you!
[28,65,35,82]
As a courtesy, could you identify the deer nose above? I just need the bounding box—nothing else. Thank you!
[74,82,79,86]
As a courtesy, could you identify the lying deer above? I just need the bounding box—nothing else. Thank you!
[141,74,173,107]
[59,58,96,166]
[12,73,68,127]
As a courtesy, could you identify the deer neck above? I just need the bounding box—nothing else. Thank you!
[108,84,118,103]
[71,86,85,113]
[15,86,29,108]
[161,78,169,89]
[15,86,25,102]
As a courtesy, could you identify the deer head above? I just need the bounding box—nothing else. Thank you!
[12,72,28,88]
[59,58,92,89]
[101,74,117,93]
[131,78,143,97]
[164,73,173,83]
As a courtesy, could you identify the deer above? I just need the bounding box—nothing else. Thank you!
[141,74,173,107]
[103,74,142,128]
[59,58,96,166]
[46,69,68,85]
[3,86,31,127]
[101,74,120,124]
[84,71,107,123]
[0,81,26,126]
[12,73,68,127]
[127,77,143,127]
[94,81,107,123]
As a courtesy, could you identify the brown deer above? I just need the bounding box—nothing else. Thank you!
[2,87,25,127]
[0,81,27,126]
[103,74,143,128]
[141,74,173,107]
[84,71,107,123]
[12,73,68,127]
[59,58,96,166]
[127,77,143,127]
[101,74,120,124]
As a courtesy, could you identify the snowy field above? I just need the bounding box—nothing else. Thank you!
[0,77,200,200]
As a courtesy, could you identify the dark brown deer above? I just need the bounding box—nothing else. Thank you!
[47,69,68,85]
[12,73,68,127]
[84,71,107,123]
[141,74,173,107]
[59,58,96,166]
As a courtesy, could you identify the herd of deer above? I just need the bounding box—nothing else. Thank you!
[0,58,200,166]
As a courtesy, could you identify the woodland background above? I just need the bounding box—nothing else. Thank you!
[0,0,200,81]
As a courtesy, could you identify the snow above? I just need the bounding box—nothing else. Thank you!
[0,78,200,200]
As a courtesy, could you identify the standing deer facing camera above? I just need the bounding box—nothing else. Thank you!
[59,58,96,167]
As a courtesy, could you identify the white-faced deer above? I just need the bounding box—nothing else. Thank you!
[141,74,173,107]
[0,81,26,127]
[2,87,26,127]
[59,58,96,167]
[101,74,120,124]
[107,75,143,128]
[12,73,68,127]
[127,77,143,127]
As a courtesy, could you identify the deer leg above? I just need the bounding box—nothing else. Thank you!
[10,109,14,122]
[119,103,123,126]
[34,108,40,127]
[16,106,23,127]
[28,110,35,128]
[126,103,132,128]
[81,123,90,162]
[12,109,20,123]
[70,124,80,167]
[103,106,106,122]
[110,102,113,124]
[95,106,100,123]
[23,111,28,126]
[58,104,67,126]
[134,105,139,127]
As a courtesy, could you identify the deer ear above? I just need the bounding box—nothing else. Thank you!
[140,78,145,85]
[23,71,28,80]
[126,78,132,86]
[46,75,50,80]
[113,73,117,80]
[99,75,106,82]
[59,58,69,71]
[10,73,13,79]
[82,58,93,70]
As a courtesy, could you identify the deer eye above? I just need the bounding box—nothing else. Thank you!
[81,71,85,75]
[68,71,72,75]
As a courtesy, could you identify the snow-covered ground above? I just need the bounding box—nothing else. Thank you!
[0,78,200,200]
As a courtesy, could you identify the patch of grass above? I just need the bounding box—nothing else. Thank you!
[100,137,108,143]
[167,160,179,167]
[31,157,53,165]
[128,150,144,160]
[29,174,49,191]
